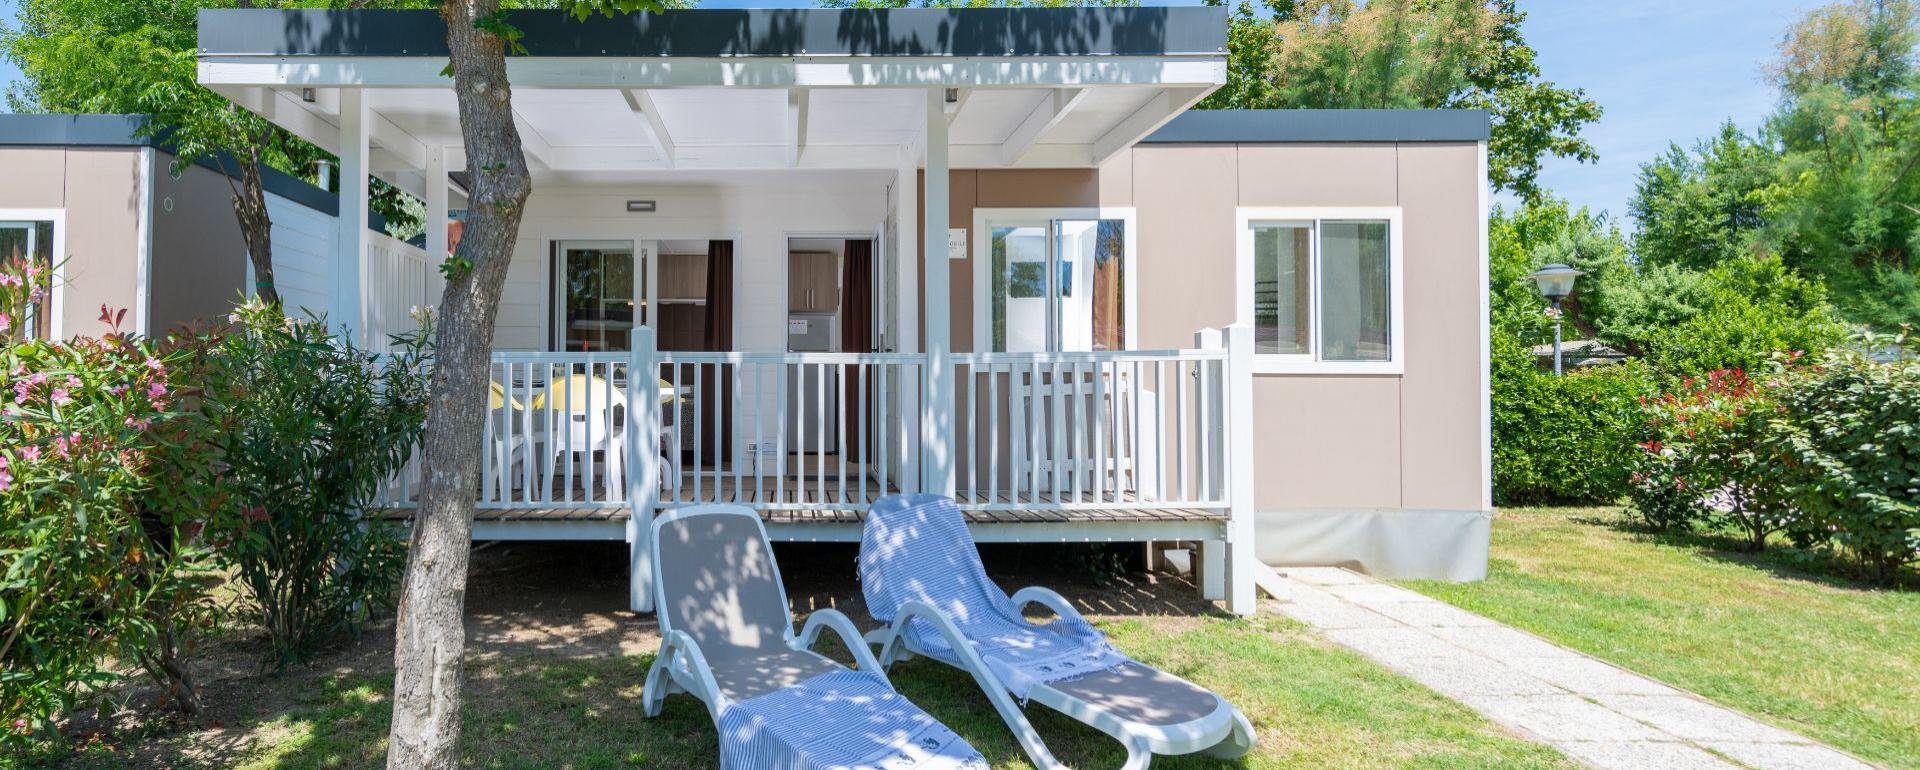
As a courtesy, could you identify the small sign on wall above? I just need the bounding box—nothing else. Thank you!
[789,318,810,334]
[948,228,968,260]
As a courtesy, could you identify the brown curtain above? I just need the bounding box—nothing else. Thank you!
[698,240,734,467]
[841,239,874,465]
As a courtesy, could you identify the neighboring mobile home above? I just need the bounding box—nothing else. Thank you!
[191,6,1491,613]
[0,113,426,338]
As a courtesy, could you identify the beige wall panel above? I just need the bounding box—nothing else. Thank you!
[1097,150,1133,206]
[1236,143,1399,207]
[57,149,144,336]
[149,158,250,332]
[1130,145,1238,349]
[1395,143,1486,510]
[0,149,69,209]
[1253,375,1403,508]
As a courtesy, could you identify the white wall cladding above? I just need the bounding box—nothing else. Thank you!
[365,231,440,351]
[501,173,891,352]
[260,192,337,321]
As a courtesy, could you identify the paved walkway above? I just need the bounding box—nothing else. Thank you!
[1267,567,1879,770]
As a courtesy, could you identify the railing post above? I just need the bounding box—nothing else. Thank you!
[1222,324,1257,615]
[1194,328,1227,602]
[628,326,660,613]
[921,348,955,496]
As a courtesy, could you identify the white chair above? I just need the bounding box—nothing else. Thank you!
[483,381,530,501]
[534,374,628,500]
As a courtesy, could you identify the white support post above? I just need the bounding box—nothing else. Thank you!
[921,88,955,496]
[1222,324,1258,615]
[628,325,660,613]
[894,147,921,492]
[1195,327,1226,602]
[333,88,371,343]
[424,144,449,270]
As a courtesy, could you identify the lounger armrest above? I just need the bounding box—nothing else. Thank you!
[797,609,890,684]
[661,630,731,718]
[887,601,1007,681]
[1010,586,1089,625]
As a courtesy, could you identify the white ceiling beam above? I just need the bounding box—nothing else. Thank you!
[511,110,554,170]
[999,88,1087,166]
[1091,86,1212,165]
[787,87,810,168]
[622,89,676,169]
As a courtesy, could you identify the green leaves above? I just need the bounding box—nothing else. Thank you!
[1200,0,1600,204]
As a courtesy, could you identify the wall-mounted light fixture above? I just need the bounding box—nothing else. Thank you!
[301,88,317,103]
[626,200,657,213]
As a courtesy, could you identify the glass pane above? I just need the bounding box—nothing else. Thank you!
[1319,221,1391,362]
[1056,218,1125,351]
[561,243,635,352]
[1252,224,1311,355]
[991,225,1048,352]
[2,222,51,340]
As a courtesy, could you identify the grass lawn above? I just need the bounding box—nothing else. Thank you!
[1404,506,1920,770]
[40,543,1572,769]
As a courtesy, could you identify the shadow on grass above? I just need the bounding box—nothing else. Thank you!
[1573,509,1920,593]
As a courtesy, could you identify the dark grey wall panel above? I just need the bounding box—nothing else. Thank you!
[197,7,1227,58]
[1145,109,1492,144]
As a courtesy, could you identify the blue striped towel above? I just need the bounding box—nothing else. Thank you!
[716,670,986,770]
[860,494,1131,701]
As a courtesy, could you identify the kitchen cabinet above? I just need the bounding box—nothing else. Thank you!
[788,251,839,311]
[658,252,707,301]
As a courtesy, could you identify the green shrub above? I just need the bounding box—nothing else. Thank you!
[1626,444,1701,532]
[193,300,430,669]
[1766,330,1920,583]
[1643,368,1799,551]
[1639,255,1845,381]
[1,262,222,755]
[1491,332,1650,505]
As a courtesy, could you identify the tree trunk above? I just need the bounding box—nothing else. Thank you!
[385,1,530,768]
[233,141,279,308]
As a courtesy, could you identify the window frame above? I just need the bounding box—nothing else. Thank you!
[0,209,65,340]
[971,207,1138,353]
[1236,207,1405,375]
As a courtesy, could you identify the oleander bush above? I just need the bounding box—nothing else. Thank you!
[1639,367,1800,551]
[1766,330,1920,582]
[192,300,431,669]
[1491,332,1652,505]
[0,259,223,758]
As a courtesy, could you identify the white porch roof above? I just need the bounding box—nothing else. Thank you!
[196,7,1227,195]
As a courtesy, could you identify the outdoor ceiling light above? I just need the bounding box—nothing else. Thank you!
[301,87,317,103]
[1528,263,1585,301]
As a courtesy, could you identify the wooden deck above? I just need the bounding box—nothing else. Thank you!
[378,471,1226,539]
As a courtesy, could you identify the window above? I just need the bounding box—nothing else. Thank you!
[552,240,636,352]
[1238,209,1403,374]
[1,218,56,340]
[975,209,1134,352]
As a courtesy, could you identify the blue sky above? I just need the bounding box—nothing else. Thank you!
[0,0,1809,224]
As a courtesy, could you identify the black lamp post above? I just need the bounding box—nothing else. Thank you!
[1528,263,1585,375]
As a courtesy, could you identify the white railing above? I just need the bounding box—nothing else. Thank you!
[651,352,925,511]
[378,326,1245,518]
[951,349,1227,511]
[364,231,440,350]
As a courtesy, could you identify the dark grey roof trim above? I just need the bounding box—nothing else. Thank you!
[1143,109,1491,144]
[0,113,376,225]
[197,7,1227,59]
[0,113,154,147]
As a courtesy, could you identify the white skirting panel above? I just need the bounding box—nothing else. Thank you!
[1255,508,1491,582]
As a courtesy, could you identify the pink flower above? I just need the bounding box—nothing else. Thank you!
[50,388,70,406]
[0,313,9,333]
[22,446,40,461]
[0,273,20,287]
[107,384,128,396]
[27,372,45,386]
[65,375,81,389]
[0,470,10,492]
[11,381,26,402]
[145,357,164,372]
[147,381,167,398]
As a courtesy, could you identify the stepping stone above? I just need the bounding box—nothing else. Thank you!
[1459,694,1667,743]
[1591,695,1812,744]
[1554,740,1742,770]
[1386,652,1563,698]
[1698,741,1880,770]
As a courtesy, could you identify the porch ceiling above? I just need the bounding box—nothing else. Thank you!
[195,8,1226,195]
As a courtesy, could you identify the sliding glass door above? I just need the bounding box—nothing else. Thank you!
[987,216,1128,352]
[553,240,637,352]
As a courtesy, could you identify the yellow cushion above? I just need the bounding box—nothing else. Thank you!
[488,381,522,411]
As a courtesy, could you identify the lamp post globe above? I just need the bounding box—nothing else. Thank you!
[1527,264,1585,375]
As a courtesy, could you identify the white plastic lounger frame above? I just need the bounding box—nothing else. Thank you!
[867,591,1255,770]
[640,504,888,722]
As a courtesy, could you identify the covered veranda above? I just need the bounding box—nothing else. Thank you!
[196,6,1260,614]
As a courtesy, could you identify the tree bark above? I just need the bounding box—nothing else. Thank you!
[231,139,279,308]
[385,1,530,767]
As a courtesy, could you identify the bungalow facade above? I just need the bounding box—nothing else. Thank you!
[189,6,1492,615]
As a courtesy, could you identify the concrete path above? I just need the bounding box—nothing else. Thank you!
[1268,567,1879,770]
